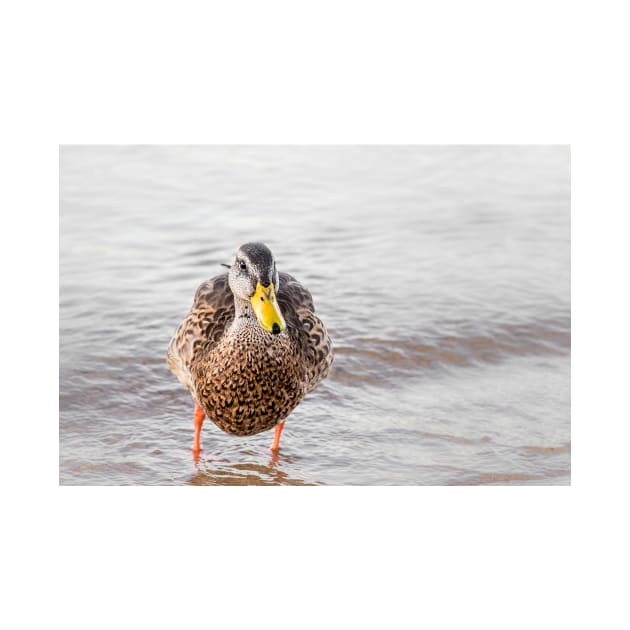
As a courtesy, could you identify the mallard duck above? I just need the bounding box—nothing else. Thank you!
[167,242,333,454]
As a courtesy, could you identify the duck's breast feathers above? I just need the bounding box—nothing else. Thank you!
[167,272,234,391]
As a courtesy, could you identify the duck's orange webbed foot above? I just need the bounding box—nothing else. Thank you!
[271,420,285,453]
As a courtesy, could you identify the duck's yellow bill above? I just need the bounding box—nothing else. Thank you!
[251,282,286,334]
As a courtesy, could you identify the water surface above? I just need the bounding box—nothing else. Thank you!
[59,145,570,485]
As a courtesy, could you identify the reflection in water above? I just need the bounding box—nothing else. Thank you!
[188,452,316,486]
[59,145,570,485]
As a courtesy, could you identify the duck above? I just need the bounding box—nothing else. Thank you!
[167,242,333,455]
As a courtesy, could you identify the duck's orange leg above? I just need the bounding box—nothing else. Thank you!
[193,404,205,453]
[271,420,285,452]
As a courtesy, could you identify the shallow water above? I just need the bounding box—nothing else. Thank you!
[59,145,570,485]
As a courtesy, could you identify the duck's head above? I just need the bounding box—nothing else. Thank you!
[227,242,286,335]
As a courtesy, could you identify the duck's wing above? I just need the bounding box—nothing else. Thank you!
[277,272,315,311]
[277,272,333,394]
[167,272,234,394]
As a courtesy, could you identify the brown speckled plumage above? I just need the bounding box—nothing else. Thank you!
[167,268,333,437]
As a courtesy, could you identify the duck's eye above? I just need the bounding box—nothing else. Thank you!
[239,260,247,272]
